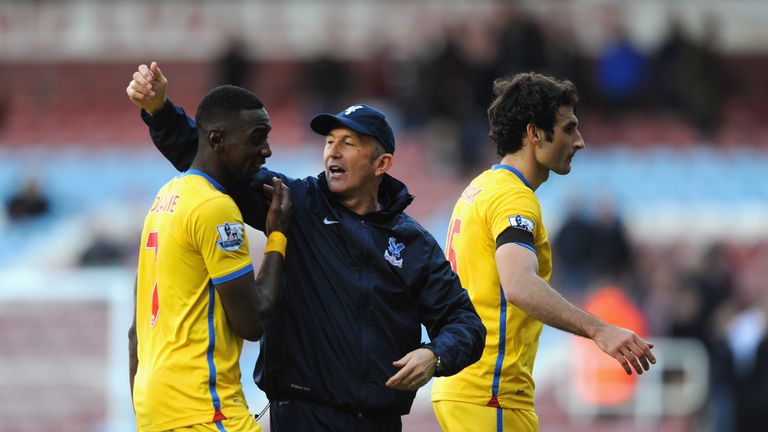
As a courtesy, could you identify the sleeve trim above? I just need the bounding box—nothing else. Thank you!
[211,263,254,285]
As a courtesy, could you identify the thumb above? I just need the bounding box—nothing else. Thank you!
[392,354,408,368]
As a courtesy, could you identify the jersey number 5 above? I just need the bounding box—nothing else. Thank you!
[446,218,461,272]
[146,231,160,327]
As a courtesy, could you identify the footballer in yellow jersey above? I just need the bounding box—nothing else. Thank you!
[134,171,255,431]
[432,165,549,411]
[432,73,656,432]
[130,84,291,432]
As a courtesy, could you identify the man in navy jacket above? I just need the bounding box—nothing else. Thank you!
[127,62,485,431]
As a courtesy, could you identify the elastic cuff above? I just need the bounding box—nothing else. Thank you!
[264,231,287,257]
[141,98,178,125]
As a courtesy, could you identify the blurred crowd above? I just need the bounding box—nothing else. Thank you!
[211,8,742,176]
[550,200,768,431]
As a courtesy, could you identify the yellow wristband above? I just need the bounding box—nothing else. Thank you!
[264,231,287,257]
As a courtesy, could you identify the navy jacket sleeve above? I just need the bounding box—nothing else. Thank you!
[140,99,270,229]
[419,239,486,376]
[141,99,199,172]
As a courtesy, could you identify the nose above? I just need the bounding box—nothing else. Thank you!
[260,142,272,159]
[325,138,343,157]
[575,131,586,150]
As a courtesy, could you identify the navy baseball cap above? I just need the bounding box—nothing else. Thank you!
[310,104,395,154]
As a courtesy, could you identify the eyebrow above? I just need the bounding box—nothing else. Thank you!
[327,132,358,140]
[248,124,271,134]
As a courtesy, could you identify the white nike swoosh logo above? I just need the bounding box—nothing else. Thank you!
[323,217,340,225]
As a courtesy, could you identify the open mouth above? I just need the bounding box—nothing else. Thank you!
[328,165,346,178]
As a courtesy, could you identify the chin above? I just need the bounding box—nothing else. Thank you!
[553,166,572,175]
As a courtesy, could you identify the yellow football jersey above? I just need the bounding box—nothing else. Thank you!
[134,170,254,431]
[432,165,551,411]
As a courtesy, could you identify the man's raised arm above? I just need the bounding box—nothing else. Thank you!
[127,62,199,171]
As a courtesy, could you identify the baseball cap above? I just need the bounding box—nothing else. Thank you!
[310,104,395,154]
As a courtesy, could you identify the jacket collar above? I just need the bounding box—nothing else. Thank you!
[318,172,414,219]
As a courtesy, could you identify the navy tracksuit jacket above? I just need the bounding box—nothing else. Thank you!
[142,101,486,423]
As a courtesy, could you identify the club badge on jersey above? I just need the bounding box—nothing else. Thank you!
[216,223,245,251]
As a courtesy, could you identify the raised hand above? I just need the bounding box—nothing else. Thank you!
[126,61,168,115]
[264,178,292,235]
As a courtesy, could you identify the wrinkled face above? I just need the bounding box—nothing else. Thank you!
[536,105,585,175]
[221,108,272,184]
[323,127,380,199]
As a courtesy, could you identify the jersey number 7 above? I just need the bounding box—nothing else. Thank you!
[146,231,160,327]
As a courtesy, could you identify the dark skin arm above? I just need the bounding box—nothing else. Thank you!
[215,178,292,341]
[128,275,138,404]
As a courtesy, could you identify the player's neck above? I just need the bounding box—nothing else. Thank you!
[189,160,230,192]
[498,153,547,191]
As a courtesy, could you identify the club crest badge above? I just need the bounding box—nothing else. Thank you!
[384,237,405,268]
[216,222,245,252]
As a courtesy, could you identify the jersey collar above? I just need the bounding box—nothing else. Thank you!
[182,169,227,193]
[492,164,532,189]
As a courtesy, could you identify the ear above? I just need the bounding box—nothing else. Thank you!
[374,153,394,177]
[208,130,224,151]
[525,123,540,142]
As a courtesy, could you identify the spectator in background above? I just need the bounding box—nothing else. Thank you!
[493,7,549,77]
[552,198,595,299]
[652,16,691,114]
[678,16,725,142]
[590,198,633,282]
[79,234,126,267]
[214,37,252,89]
[6,177,50,222]
[303,51,352,114]
[595,25,649,114]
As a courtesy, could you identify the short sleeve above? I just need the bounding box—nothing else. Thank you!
[188,196,253,284]
[487,188,541,252]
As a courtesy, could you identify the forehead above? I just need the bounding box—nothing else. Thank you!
[554,105,577,127]
[232,107,271,130]
[327,127,369,142]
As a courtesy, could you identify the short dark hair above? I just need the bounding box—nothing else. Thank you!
[487,72,578,157]
[195,85,264,131]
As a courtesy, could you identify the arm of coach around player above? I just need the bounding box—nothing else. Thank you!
[496,244,656,375]
[127,62,269,229]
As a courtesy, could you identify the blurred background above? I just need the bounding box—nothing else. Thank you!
[1,0,768,431]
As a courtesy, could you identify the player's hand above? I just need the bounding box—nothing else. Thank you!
[592,324,656,375]
[126,61,168,115]
[385,348,437,391]
[264,178,292,235]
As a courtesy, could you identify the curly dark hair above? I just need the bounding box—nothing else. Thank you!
[195,85,264,132]
[487,72,578,157]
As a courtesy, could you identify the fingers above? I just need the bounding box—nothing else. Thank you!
[138,63,154,81]
[150,61,164,81]
[262,184,274,200]
[615,336,656,375]
[620,346,643,375]
[614,352,632,375]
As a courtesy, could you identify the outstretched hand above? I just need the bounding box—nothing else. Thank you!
[126,61,168,115]
[264,178,292,235]
[385,348,437,391]
[593,325,656,375]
